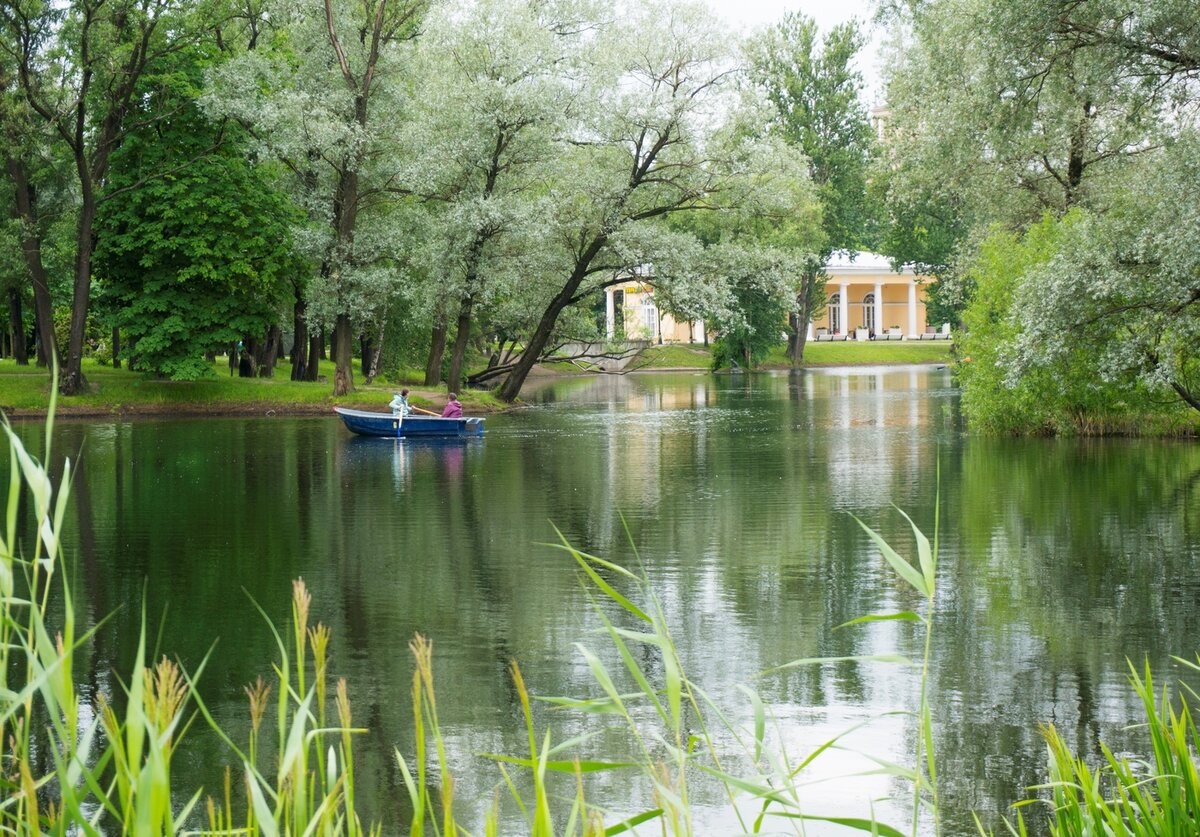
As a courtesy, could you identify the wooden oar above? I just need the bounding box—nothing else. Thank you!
[411,405,441,417]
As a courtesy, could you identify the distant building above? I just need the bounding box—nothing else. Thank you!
[603,251,942,344]
[811,251,936,341]
[603,282,706,344]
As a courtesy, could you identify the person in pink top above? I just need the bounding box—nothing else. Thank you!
[441,393,463,418]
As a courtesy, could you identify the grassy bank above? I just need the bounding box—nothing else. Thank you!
[636,340,954,370]
[0,342,953,417]
[0,358,505,417]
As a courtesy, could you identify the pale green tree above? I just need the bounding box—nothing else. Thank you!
[206,0,427,395]
[1009,135,1200,419]
[404,0,584,389]
[879,0,1174,301]
[493,0,819,402]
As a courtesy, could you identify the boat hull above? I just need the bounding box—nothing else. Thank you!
[334,407,485,438]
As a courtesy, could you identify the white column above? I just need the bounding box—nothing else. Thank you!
[806,322,813,340]
[839,282,849,335]
[907,282,917,337]
[605,288,615,339]
[874,282,884,335]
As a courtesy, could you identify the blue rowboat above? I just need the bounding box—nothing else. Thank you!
[334,406,485,438]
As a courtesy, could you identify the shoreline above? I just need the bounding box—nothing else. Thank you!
[2,358,952,420]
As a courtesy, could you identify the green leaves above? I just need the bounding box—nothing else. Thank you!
[852,512,936,599]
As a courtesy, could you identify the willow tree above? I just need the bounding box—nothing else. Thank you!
[404,0,580,389]
[888,0,1200,432]
[882,0,1163,239]
[207,0,426,395]
[495,1,810,402]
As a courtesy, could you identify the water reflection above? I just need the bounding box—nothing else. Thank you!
[13,367,1200,834]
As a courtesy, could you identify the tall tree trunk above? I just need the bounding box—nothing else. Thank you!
[425,320,447,385]
[498,241,603,402]
[305,331,321,381]
[1064,99,1092,208]
[61,180,97,394]
[33,320,46,366]
[498,294,570,402]
[291,294,308,381]
[112,327,120,368]
[359,332,373,378]
[787,312,801,366]
[7,288,28,365]
[446,298,473,391]
[241,337,259,377]
[318,328,327,360]
[332,314,354,396]
[366,319,385,385]
[6,157,57,373]
[260,324,281,377]
[789,272,820,366]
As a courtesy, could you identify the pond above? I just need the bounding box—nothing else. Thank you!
[20,367,1200,835]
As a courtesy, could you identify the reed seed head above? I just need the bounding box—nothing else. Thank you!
[292,578,311,636]
[245,676,271,734]
[144,656,187,737]
[336,678,352,729]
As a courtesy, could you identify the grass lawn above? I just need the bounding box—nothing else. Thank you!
[635,340,953,370]
[636,344,713,368]
[784,340,954,366]
[0,357,504,416]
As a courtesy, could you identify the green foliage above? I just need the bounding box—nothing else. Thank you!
[986,660,1200,836]
[708,275,788,369]
[746,12,874,257]
[958,218,1071,433]
[958,203,1198,434]
[95,50,301,380]
[1005,135,1200,420]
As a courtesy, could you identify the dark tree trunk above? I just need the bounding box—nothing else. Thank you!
[33,320,46,366]
[112,327,121,368]
[61,174,98,394]
[366,320,385,385]
[291,295,308,381]
[359,332,373,378]
[7,288,28,365]
[6,157,56,372]
[332,314,354,396]
[240,337,259,377]
[424,320,447,385]
[446,298,473,391]
[789,272,821,366]
[260,324,281,377]
[305,331,321,381]
[498,294,570,402]
[318,328,327,360]
[1064,100,1091,208]
[499,241,603,402]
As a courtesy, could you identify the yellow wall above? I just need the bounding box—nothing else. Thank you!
[813,281,929,335]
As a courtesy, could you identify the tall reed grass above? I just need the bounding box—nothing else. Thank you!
[0,389,374,835]
[980,658,1200,836]
[3,394,1197,835]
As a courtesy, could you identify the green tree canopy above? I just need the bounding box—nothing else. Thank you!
[95,50,302,380]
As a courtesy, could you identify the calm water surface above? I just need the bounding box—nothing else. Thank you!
[23,367,1200,835]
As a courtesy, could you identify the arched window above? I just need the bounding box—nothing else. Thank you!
[828,293,841,333]
[863,293,876,332]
